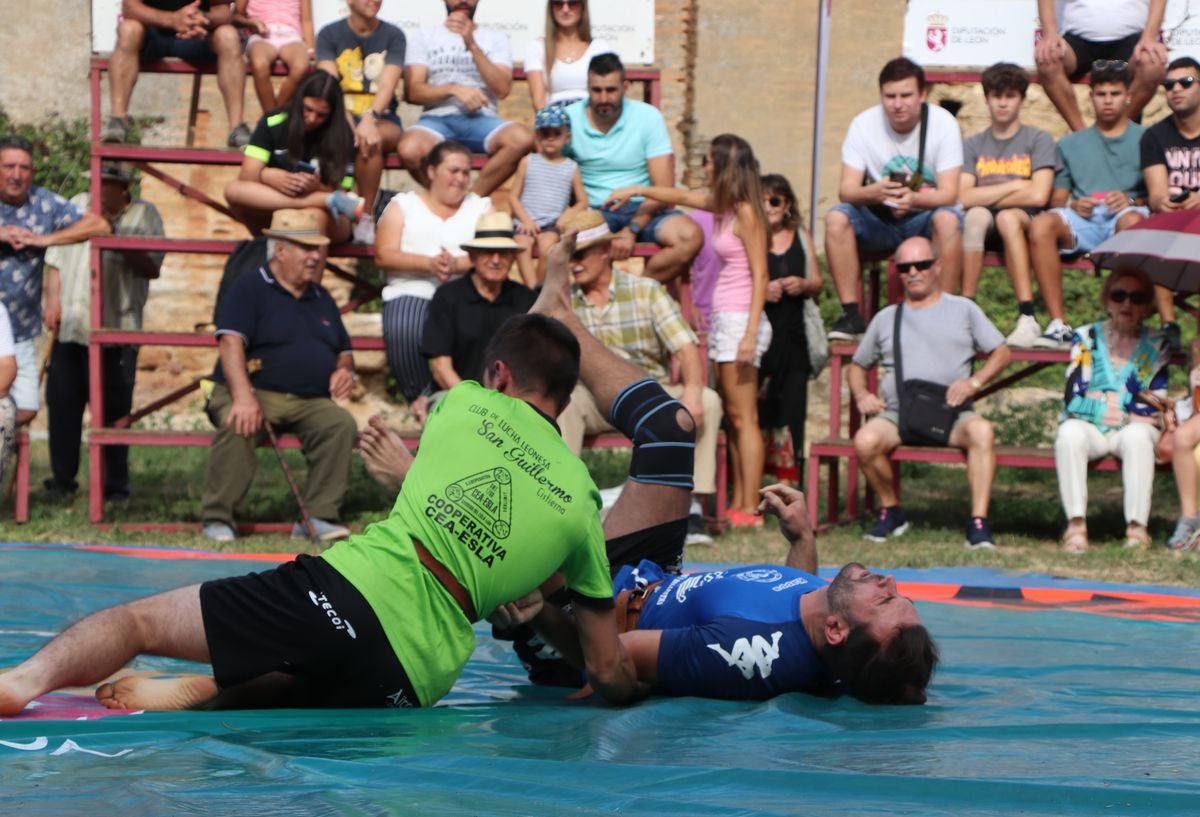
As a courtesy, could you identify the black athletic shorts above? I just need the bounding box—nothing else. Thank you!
[1064,31,1140,81]
[605,516,688,576]
[199,554,419,708]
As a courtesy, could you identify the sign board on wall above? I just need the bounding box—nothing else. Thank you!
[90,0,655,64]
[903,0,1200,67]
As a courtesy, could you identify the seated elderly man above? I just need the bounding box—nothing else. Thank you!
[556,209,722,549]
[101,0,248,147]
[847,237,1011,549]
[420,212,536,397]
[200,209,359,542]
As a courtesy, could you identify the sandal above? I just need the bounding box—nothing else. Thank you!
[1061,528,1089,554]
[727,509,764,529]
[1123,525,1151,550]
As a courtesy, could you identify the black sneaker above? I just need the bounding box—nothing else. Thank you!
[965,516,996,550]
[684,513,714,546]
[828,309,867,342]
[864,506,908,542]
[1163,321,1182,354]
[40,477,78,501]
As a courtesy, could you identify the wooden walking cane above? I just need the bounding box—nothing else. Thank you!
[261,416,320,543]
[239,358,320,542]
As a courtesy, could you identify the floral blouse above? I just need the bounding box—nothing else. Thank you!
[1061,322,1170,433]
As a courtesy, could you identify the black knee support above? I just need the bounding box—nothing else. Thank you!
[608,378,695,489]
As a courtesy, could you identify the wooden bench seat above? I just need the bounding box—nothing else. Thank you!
[806,435,1169,525]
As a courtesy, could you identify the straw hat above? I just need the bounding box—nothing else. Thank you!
[460,211,522,251]
[262,208,330,247]
[560,208,615,251]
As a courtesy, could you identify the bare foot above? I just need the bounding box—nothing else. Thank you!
[96,674,219,711]
[0,671,38,716]
[529,229,578,320]
[359,414,413,493]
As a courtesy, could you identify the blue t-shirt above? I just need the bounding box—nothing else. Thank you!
[564,98,673,207]
[212,266,352,398]
[0,186,84,342]
[620,563,836,700]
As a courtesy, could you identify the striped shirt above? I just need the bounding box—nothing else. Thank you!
[571,270,697,382]
[44,193,164,346]
[519,153,576,227]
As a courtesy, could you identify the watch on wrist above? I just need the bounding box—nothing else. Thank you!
[969,377,983,390]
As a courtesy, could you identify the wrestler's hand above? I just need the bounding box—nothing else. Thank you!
[488,589,544,629]
[758,484,816,572]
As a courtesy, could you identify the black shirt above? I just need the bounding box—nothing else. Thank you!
[212,266,352,398]
[1140,116,1200,192]
[420,275,536,382]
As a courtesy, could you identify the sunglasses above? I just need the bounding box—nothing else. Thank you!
[764,196,785,208]
[1092,59,1128,72]
[896,258,936,274]
[1163,76,1198,90]
[1109,289,1151,305]
[551,0,583,7]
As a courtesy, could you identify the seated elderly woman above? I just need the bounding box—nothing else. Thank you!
[1055,267,1173,553]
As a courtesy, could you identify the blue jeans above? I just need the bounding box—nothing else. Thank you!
[830,202,963,254]
[601,199,684,245]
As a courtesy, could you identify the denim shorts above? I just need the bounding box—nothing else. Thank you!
[1053,205,1149,254]
[601,199,684,246]
[830,202,963,254]
[411,113,513,153]
[140,26,217,63]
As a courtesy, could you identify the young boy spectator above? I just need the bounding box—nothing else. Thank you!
[315,0,406,244]
[959,62,1056,347]
[508,106,587,286]
[825,57,963,340]
[1026,63,1154,348]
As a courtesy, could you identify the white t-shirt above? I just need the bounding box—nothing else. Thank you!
[0,304,13,358]
[1060,0,1148,42]
[379,192,493,301]
[841,103,963,185]
[406,25,512,117]
[523,37,615,106]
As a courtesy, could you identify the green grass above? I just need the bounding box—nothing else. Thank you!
[2,439,1196,588]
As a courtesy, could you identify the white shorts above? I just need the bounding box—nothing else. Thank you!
[11,337,40,412]
[246,24,306,55]
[708,311,772,366]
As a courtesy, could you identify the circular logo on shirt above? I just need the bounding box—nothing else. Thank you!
[736,569,783,584]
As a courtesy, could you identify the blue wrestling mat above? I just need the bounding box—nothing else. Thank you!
[1,543,1198,816]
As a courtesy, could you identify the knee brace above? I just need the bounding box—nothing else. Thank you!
[608,378,695,489]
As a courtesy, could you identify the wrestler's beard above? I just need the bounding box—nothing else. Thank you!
[447,1,476,18]
[826,562,864,619]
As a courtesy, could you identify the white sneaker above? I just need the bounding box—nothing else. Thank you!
[352,216,375,245]
[1005,314,1042,348]
[1032,318,1074,349]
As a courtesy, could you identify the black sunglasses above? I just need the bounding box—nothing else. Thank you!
[764,196,785,208]
[1163,76,1198,90]
[1092,59,1128,72]
[1109,289,1151,305]
[552,0,583,7]
[896,258,936,274]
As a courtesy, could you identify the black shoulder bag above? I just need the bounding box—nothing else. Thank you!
[893,302,965,446]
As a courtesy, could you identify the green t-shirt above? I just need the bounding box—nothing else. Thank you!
[321,381,611,706]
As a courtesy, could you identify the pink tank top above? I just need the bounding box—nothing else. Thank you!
[710,211,754,313]
[247,0,302,30]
